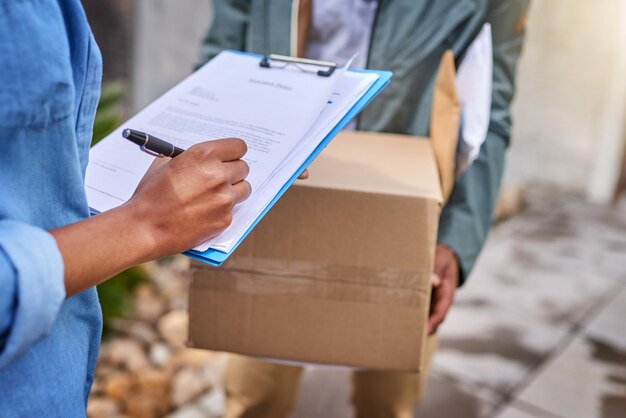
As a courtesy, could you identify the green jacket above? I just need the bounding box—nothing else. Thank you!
[199,0,530,284]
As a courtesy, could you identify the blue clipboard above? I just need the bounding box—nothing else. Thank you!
[185,51,392,266]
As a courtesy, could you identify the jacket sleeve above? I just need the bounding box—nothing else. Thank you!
[437,0,530,285]
[198,0,252,66]
[0,220,66,369]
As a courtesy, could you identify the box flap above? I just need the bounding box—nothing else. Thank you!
[301,130,442,204]
[430,50,461,203]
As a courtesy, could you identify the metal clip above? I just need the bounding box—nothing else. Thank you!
[140,146,165,158]
[260,54,337,77]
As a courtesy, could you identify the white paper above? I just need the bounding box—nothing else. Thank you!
[87,51,341,211]
[85,50,378,255]
[455,23,493,175]
[199,70,378,252]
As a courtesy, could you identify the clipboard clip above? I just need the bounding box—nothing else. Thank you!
[260,54,337,77]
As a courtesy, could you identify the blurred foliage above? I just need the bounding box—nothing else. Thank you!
[92,81,126,146]
[92,82,148,337]
[98,266,147,336]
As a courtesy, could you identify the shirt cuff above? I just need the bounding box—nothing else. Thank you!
[0,220,65,368]
[437,207,480,286]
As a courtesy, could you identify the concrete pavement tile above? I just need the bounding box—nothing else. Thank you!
[584,285,626,354]
[492,404,546,418]
[516,334,626,418]
[560,199,626,238]
[290,368,502,418]
[196,388,225,418]
[512,200,626,280]
[432,302,568,393]
[457,194,625,330]
[414,373,501,418]
[289,367,353,418]
[493,401,563,418]
[460,235,618,326]
[167,404,210,418]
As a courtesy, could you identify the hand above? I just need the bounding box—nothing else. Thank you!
[298,169,309,180]
[428,243,460,335]
[127,138,251,258]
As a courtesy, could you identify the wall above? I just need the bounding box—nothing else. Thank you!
[505,0,626,200]
[83,0,132,82]
[131,0,212,111]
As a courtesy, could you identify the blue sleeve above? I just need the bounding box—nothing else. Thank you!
[0,220,66,369]
[437,0,530,284]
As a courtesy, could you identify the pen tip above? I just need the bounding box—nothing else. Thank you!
[122,128,130,138]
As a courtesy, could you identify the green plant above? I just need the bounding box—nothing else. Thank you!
[92,82,149,337]
[97,266,147,336]
[92,81,126,145]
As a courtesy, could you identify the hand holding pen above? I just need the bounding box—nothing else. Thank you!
[121,128,251,254]
[122,128,309,178]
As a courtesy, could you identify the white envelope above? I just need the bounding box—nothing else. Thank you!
[455,23,493,176]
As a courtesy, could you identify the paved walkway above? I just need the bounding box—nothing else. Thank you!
[288,189,626,418]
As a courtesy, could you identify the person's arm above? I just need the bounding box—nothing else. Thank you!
[0,221,66,369]
[198,0,252,67]
[429,0,530,333]
[1,139,250,367]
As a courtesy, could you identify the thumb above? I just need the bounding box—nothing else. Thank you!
[431,272,442,288]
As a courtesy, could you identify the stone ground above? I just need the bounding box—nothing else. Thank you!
[89,187,626,418]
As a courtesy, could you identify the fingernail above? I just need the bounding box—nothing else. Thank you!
[432,274,441,286]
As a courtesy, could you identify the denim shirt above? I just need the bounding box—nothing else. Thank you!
[0,0,103,415]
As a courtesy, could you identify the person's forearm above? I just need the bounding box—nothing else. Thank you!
[50,203,158,297]
[438,132,507,283]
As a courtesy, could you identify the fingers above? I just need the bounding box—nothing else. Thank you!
[429,243,460,334]
[222,159,251,203]
[431,273,442,288]
[428,271,457,335]
[433,249,450,278]
[207,138,248,162]
[298,169,309,180]
[223,160,250,184]
[231,180,252,204]
[428,286,450,335]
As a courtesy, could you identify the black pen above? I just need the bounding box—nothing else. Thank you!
[122,128,184,158]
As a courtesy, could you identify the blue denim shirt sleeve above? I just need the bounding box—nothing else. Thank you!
[0,1,103,412]
[0,221,66,369]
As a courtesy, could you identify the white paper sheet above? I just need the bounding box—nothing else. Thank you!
[85,51,378,254]
[86,51,342,212]
[455,23,493,176]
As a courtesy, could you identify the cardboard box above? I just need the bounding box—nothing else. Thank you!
[187,52,460,372]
